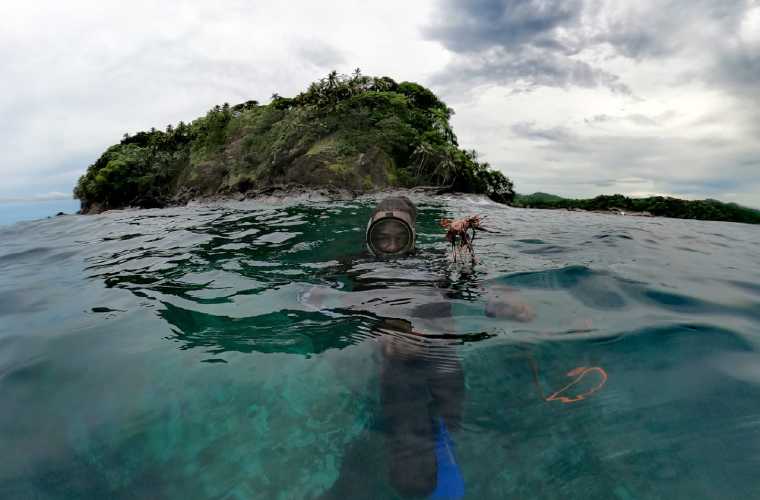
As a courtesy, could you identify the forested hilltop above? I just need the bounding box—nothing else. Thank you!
[514,193,760,225]
[74,70,515,213]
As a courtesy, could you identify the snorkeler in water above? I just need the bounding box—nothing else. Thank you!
[309,196,536,499]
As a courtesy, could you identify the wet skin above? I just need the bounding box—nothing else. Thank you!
[370,219,410,255]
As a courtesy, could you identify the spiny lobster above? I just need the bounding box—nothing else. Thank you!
[439,214,488,262]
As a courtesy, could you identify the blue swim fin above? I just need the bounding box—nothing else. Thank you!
[430,417,465,500]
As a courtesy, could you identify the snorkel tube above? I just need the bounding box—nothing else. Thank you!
[366,196,417,257]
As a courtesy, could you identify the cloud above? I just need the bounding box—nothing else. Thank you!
[425,0,584,53]
[510,121,576,142]
[506,122,760,205]
[424,0,760,207]
[0,0,757,209]
[425,0,629,92]
[425,0,756,99]
[0,0,445,200]
[0,192,71,203]
[432,46,630,94]
[584,111,676,127]
[712,33,760,102]
[297,40,347,69]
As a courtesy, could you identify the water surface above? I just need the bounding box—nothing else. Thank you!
[1,194,759,499]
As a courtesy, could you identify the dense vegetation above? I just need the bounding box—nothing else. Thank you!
[74,70,515,212]
[514,193,760,224]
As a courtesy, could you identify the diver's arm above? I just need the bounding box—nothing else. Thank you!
[298,285,353,317]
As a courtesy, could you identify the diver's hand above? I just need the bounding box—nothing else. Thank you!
[484,286,535,322]
[298,285,350,315]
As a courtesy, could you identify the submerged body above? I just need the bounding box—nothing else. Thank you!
[309,283,534,498]
[310,197,535,498]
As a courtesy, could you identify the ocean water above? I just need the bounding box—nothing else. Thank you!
[0,199,81,226]
[1,194,759,499]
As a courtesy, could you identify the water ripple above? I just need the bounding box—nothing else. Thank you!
[1,195,759,499]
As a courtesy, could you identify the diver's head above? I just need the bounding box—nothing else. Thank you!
[366,196,417,257]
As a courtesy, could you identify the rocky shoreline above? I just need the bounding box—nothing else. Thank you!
[564,207,654,217]
[78,184,458,215]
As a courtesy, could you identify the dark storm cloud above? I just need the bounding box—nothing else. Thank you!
[425,0,623,91]
[435,46,630,93]
[425,0,583,53]
[712,44,760,102]
[426,0,754,96]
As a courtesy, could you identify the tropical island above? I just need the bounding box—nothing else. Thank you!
[73,70,759,225]
[74,70,514,213]
[513,192,760,225]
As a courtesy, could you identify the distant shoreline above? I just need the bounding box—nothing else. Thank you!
[0,198,81,226]
[72,187,760,226]
[513,192,760,225]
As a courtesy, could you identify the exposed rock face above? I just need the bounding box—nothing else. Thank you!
[280,145,394,190]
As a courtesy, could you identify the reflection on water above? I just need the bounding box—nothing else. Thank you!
[1,194,760,499]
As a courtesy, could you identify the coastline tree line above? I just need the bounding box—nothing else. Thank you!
[514,193,760,224]
[72,69,756,225]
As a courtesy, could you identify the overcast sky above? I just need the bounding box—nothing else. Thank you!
[1,0,758,207]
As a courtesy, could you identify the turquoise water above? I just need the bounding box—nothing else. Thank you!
[1,194,759,499]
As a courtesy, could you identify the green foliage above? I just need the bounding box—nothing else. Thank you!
[514,192,566,205]
[396,81,447,110]
[189,105,233,162]
[513,193,760,224]
[74,129,189,210]
[74,69,516,210]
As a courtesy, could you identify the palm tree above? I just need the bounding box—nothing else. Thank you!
[327,70,338,90]
[412,142,435,178]
[432,147,458,186]
[431,107,457,144]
